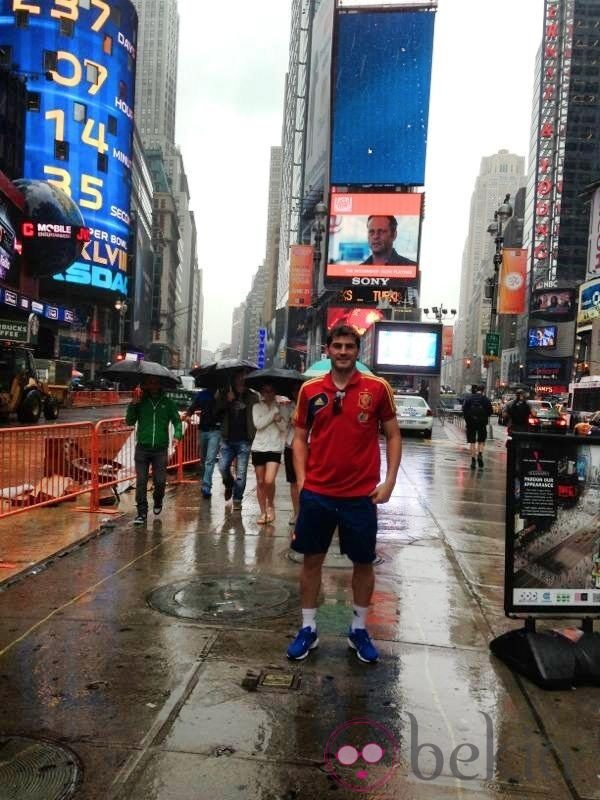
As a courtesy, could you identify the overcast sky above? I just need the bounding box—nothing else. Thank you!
[175,0,544,352]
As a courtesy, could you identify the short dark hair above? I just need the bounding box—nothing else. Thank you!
[326,324,361,348]
[471,384,482,394]
[367,215,397,236]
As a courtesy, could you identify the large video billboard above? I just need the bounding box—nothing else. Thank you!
[326,306,383,336]
[577,278,600,332]
[326,192,421,284]
[0,0,137,297]
[330,8,435,186]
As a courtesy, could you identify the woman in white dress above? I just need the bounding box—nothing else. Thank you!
[251,383,287,524]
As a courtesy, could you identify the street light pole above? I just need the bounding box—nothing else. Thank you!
[485,194,513,397]
[309,200,327,363]
[423,304,457,325]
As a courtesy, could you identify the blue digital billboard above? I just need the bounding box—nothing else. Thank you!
[331,9,435,186]
[0,0,137,296]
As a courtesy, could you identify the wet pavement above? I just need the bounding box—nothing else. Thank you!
[0,421,596,799]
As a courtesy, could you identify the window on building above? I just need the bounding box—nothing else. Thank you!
[79,0,91,9]
[73,101,86,122]
[15,10,29,27]
[97,152,108,173]
[108,115,117,135]
[59,18,74,37]
[86,61,99,85]
[55,140,69,161]
[103,35,112,55]
[26,92,40,112]
[43,50,58,72]
[0,46,11,67]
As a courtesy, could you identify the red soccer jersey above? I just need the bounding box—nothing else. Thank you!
[294,370,396,497]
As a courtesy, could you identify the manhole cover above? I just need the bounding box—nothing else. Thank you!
[148,575,298,621]
[286,550,384,568]
[0,736,80,800]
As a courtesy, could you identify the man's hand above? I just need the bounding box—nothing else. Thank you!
[370,481,394,504]
[226,390,235,402]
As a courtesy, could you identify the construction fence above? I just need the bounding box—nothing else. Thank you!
[0,414,201,519]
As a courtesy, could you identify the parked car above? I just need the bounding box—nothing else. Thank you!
[395,394,433,439]
[521,400,567,434]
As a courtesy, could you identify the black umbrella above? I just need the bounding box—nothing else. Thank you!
[190,358,258,389]
[244,367,306,397]
[100,359,180,389]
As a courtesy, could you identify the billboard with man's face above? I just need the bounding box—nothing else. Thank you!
[326,192,421,285]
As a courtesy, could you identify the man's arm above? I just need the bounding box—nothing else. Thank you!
[370,417,402,504]
[292,426,309,492]
[169,399,183,440]
[125,401,139,426]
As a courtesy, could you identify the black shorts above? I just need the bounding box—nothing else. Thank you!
[284,446,296,483]
[291,489,377,564]
[466,423,487,444]
[251,450,282,467]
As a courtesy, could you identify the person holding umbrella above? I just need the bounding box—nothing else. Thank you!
[125,375,183,525]
[244,367,306,527]
[251,382,287,524]
[218,371,258,510]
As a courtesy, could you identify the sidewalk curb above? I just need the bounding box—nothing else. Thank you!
[0,513,125,592]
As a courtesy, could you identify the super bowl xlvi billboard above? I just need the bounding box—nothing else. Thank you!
[0,0,137,297]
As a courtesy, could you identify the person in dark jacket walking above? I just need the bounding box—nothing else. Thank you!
[506,390,530,433]
[217,372,258,510]
[184,389,223,498]
[462,384,493,470]
[126,376,183,525]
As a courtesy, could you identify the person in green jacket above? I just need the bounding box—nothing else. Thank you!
[126,375,183,525]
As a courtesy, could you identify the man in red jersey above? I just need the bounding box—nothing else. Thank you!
[287,325,402,663]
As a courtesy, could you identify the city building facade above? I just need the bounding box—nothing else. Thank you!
[454,150,525,391]
[131,0,179,156]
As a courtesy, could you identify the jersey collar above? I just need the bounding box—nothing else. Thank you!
[323,369,361,392]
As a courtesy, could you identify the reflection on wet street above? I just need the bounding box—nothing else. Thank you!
[0,422,594,799]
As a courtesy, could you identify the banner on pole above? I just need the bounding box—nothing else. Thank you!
[498,248,527,314]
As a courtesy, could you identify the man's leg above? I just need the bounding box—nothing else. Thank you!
[287,490,337,660]
[218,440,235,499]
[477,426,487,467]
[151,448,168,511]
[466,427,477,468]
[339,498,379,663]
[134,445,150,518]
[300,552,327,611]
[352,562,375,609]
[202,430,220,494]
[232,441,251,503]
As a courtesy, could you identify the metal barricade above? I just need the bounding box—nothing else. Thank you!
[0,422,95,518]
[171,413,202,484]
[0,412,203,519]
[86,417,136,513]
[71,391,133,408]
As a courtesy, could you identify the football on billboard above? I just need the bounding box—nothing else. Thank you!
[14,179,89,276]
